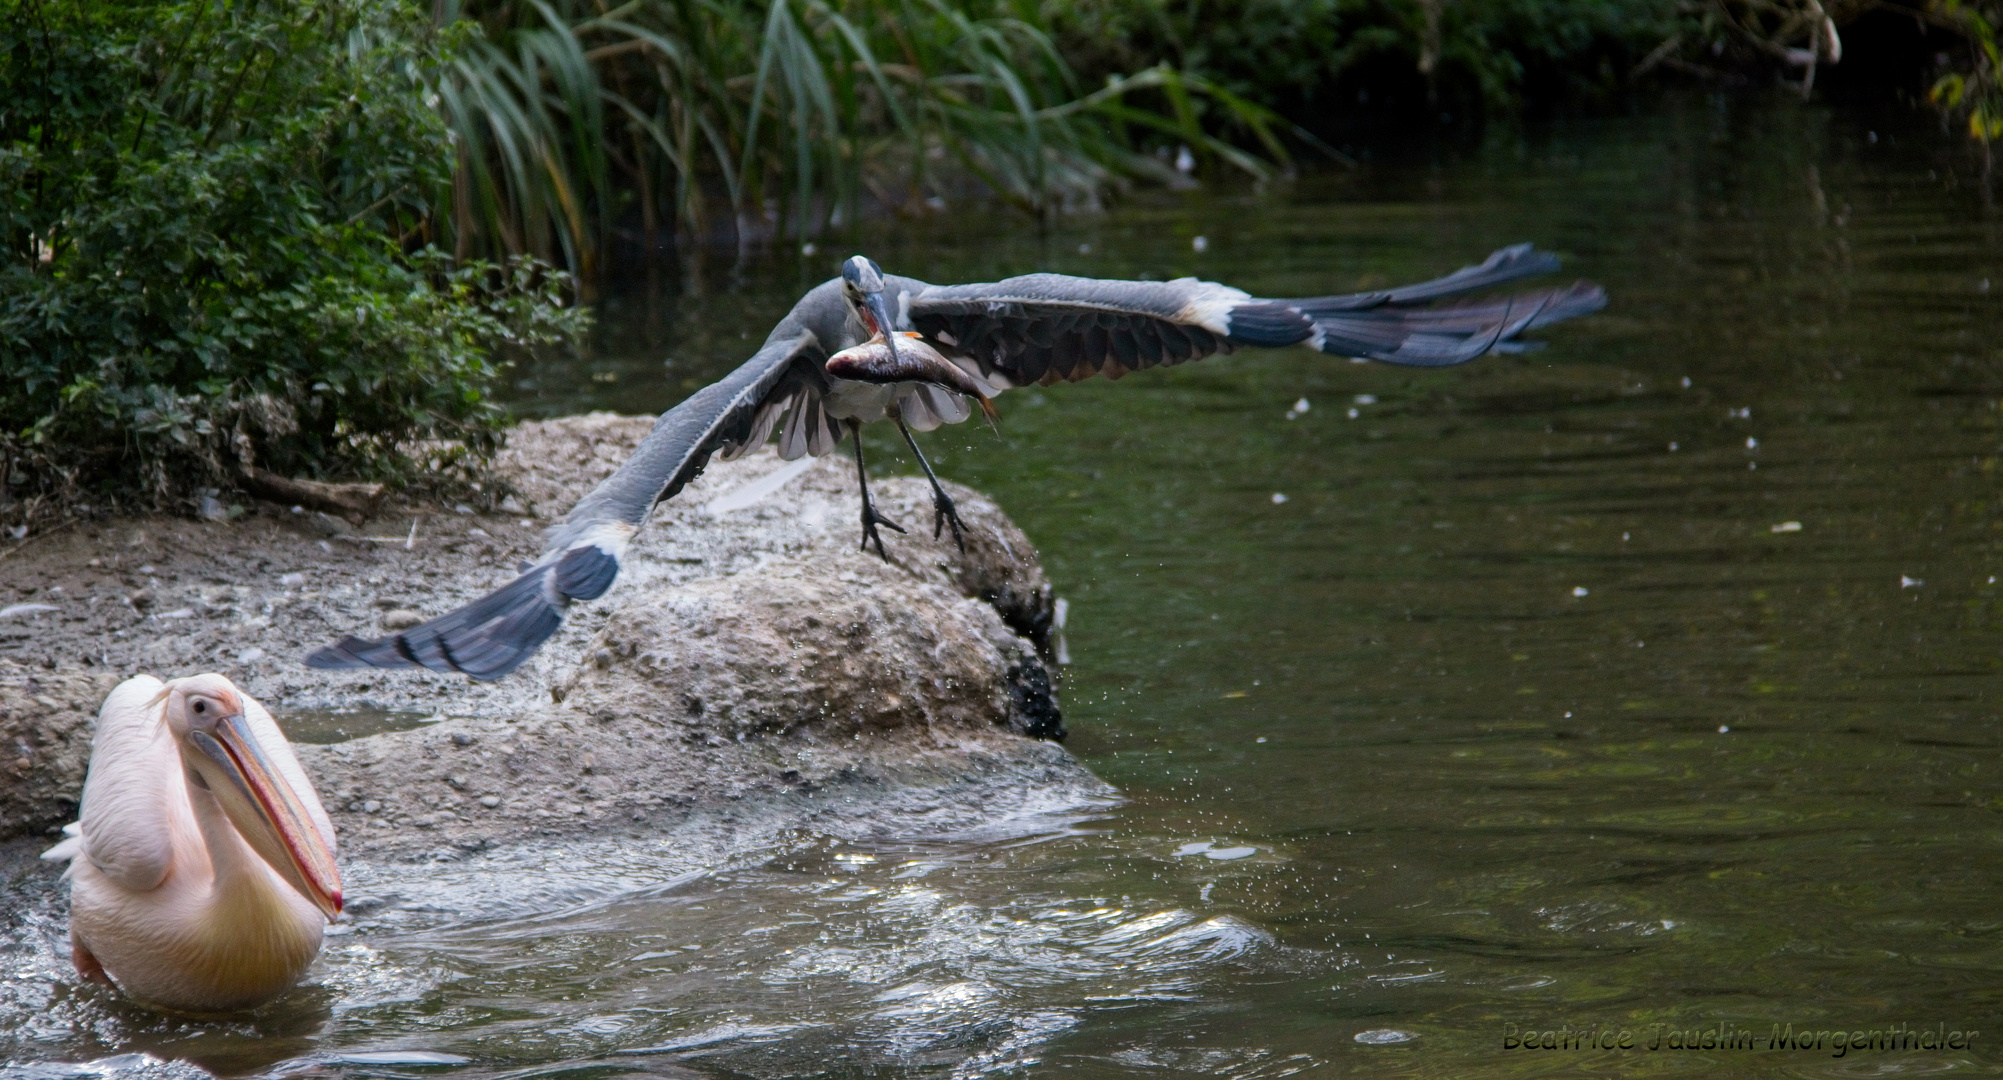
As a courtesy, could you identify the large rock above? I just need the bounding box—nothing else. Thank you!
[0,415,1095,851]
[0,667,116,841]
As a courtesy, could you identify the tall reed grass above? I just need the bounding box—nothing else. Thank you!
[432,0,1295,278]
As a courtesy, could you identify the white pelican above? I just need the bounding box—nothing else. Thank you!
[41,674,342,1012]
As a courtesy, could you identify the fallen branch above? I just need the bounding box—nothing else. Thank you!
[1631,33,1685,80]
[239,467,388,524]
[0,518,79,565]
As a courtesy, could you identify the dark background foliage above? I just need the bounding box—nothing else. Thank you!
[0,0,583,523]
[2,0,1993,527]
[1046,0,1680,126]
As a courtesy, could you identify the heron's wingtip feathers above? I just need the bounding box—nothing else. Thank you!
[304,565,571,682]
[305,636,414,670]
[1541,280,1608,323]
[1313,276,1605,368]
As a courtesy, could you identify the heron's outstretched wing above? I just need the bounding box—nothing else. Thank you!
[908,243,1604,385]
[305,330,831,681]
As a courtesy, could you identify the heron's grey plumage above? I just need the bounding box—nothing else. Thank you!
[306,245,1604,681]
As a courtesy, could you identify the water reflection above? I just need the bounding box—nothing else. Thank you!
[7,92,2003,1078]
[281,709,441,746]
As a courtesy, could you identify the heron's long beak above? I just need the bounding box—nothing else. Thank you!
[864,290,900,364]
[186,714,343,921]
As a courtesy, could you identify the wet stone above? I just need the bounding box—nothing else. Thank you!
[0,417,1091,854]
[293,437,1078,856]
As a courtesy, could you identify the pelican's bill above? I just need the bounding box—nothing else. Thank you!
[184,711,343,920]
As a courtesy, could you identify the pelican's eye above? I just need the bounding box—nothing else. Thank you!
[192,699,208,715]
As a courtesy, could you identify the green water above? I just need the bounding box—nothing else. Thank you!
[8,93,2003,1078]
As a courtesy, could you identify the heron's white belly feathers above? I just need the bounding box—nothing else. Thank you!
[821,379,972,433]
[821,378,903,423]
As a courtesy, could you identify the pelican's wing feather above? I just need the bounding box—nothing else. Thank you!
[40,821,82,864]
[305,330,831,681]
[72,676,180,892]
[908,244,1602,383]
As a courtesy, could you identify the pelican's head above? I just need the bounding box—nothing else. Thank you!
[839,255,899,358]
[164,675,343,921]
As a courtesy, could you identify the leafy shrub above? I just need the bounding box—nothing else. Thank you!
[0,0,585,524]
[1928,0,2003,171]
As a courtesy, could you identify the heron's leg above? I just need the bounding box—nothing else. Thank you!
[848,419,904,560]
[894,416,966,552]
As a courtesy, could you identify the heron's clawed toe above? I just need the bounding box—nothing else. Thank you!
[932,491,967,552]
[860,506,906,560]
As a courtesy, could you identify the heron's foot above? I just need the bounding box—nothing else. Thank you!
[859,505,906,561]
[931,488,967,552]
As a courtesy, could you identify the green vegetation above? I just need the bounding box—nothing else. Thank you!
[1051,0,1678,117]
[255,0,2003,287]
[4,0,1993,524]
[1927,1,2003,171]
[434,0,1291,277]
[1,0,584,522]
[0,0,1297,521]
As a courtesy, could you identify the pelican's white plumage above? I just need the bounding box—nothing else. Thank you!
[42,674,341,1012]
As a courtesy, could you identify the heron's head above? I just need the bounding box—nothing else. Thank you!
[164,674,343,921]
[839,255,897,346]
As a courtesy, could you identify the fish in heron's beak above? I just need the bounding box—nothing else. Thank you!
[826,333,1003,432]
[172,684,343,921]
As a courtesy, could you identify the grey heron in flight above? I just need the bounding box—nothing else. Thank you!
[306,245,1604,681]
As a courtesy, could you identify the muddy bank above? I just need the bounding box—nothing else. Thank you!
[0,414,1098,854]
